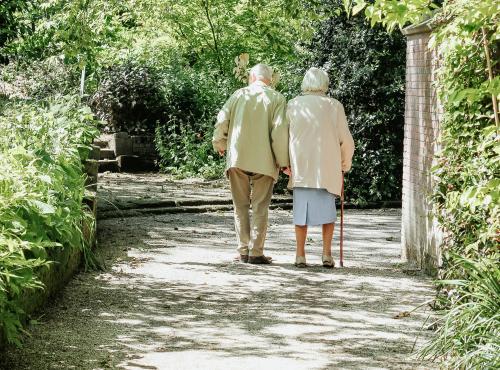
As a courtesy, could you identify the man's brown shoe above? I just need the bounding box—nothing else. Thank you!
[248,255,272,264]
[234,254,249,263]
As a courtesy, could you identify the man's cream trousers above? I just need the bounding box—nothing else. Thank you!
[228,168,274,257]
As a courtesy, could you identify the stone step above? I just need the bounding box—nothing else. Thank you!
[117,155,157,172]
[100,148,116,160]
[98,159,120,173]
[93,139,109,148]
[89,145,101,160]
[84,160,99,191]
[96,195,401,215]
[97,202,293,220]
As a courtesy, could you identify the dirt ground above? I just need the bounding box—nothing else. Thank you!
[0,174,436,370]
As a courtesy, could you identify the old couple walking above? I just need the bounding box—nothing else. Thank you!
[212,64,354,267]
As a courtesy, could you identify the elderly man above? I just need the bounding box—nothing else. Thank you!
[212,63,289,264]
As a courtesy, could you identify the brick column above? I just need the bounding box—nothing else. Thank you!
[401,22,443,275]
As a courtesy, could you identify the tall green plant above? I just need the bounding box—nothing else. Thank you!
[153,65,233,178]
[0,96,100,345]
[0,0,33,64]
[422,256,500,368]
[1,0,131,95]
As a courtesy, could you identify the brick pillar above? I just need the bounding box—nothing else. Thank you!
[401,22,443,275]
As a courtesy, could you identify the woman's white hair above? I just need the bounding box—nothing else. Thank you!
[301,67,329,93]
[249,63,273,81]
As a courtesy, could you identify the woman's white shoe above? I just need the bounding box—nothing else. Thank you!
[322,255,335,268]
[294,256,307,268]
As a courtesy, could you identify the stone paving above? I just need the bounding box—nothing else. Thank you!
[97,173,232,212]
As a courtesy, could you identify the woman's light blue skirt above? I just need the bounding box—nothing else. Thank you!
[293,187,337,226]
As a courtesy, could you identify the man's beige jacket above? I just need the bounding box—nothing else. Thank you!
[287,92,355,196]
[212,81,289,180]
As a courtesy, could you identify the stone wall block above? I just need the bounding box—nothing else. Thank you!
[110,132,133,157]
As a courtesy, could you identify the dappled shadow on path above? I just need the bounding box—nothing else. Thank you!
[1,209,435,370]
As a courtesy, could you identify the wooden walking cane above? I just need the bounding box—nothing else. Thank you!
[339,172,345,267]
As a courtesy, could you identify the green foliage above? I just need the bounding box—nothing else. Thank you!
[307,6,406,203]
[427,3,499,365]
[0,0,135,97]
[0,96,100,345]
[350,0,499,367]
[2,0,126,67]
[1,56,80,99]
[154,65,234,178]
[345,0,436,31]
[155,121,226,180]
[422,256,500,368]
[90,60,168,134]
[0,0,32,64]
[138,0,327,74]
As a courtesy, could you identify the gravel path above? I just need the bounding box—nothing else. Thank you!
[0,175,436,370]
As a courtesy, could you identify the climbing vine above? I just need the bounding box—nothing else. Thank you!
[345,0,500,367]
[423,3,499,367]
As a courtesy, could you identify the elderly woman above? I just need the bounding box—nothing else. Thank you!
[287,67,355,268]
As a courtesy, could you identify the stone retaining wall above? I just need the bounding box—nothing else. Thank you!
[110,132,157,158]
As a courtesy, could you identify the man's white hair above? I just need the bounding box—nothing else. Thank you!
[301,67,329,93]
[249,63,273,81]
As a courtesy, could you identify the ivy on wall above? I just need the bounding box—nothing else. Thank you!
[344,0,499,367]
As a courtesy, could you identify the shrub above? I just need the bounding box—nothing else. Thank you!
[155,120,226,180]
[154,65,236,179]
[422,256,500,368]
[0,0,30,64]
[422,3,500,366]
[90,60,168,134]
[0,56,80,99]
[0,95,99,345]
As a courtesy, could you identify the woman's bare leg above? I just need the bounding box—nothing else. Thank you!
[322,223,335,257]
[295,225,308,257]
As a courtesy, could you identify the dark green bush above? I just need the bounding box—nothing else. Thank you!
[0,0,30,64]
[306,11,406,203]
[90,61,168,134]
